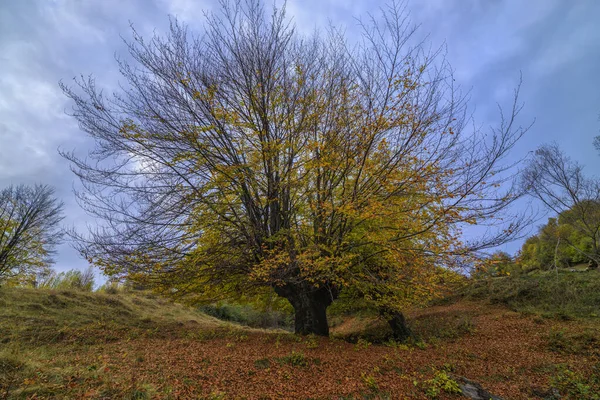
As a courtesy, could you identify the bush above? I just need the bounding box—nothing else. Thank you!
[410,312,476,342]
[473,251,521,278]
[198,302,293,329]
[254,358,271,369]
[354,338,372,351]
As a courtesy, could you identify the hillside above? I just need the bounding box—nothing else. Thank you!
[461,268,600,319]
[1,277,599,399]
[0,288,228,346]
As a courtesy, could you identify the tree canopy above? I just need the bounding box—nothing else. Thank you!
[0,184,64,284]
[62,0,530,336]
[518,206,600,271]
[522,143,600,268]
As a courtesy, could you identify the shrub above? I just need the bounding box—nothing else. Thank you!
[409,311,476,343]
[98,281,123,294]
[424,371,462,398]
[305,334,319,349]
[546,328,599,355]
[198,302,293,329]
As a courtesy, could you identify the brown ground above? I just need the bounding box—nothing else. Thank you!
[17,301,599,399]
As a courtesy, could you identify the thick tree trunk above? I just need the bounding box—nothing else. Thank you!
[275,283,336,336]
[386,311,412,342]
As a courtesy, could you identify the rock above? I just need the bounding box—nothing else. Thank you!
[531,386,560,399]
[450,375,503,400]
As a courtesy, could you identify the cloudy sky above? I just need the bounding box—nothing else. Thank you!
[1,0,599,276]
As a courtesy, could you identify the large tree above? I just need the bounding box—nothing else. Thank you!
[522,143,600,268]
[62,0,530,337]
[0,184,64,283]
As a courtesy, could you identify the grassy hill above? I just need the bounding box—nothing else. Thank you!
[0,288,243,399]
[459,268,600,319]
[0,288,227,346]
[1,274,600,399]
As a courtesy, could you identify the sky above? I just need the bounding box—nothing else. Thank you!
[1,0,600,278]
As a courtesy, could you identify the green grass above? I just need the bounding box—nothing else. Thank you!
[460,268,600,319]
[330,268,599,344]
[546,327,599,356]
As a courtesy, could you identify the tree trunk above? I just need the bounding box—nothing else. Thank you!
[386,311,412,342]
[275,283,336,336]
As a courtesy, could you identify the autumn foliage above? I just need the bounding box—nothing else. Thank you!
[62,0,529,336]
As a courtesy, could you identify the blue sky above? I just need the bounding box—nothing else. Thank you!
[1,0,600,277]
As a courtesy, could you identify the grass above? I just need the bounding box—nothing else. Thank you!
[1,277,600,398]
[546,327,600,356]
[550,364,600,400]
[0,287,244,398]
[0,287,226,346]
[277,351,309,367]
[459,268,600,320]
[331,309,477,346]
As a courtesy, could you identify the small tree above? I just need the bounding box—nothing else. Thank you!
[474,250,517,277]
[0,184,64,283]
[522,144,600,268]
[62,0,530,337]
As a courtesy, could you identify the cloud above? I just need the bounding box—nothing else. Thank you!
[155,0,213,22]
[1,0,600,268]
[0,0,160,276]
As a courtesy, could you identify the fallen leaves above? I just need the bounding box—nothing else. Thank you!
[10,301,596,399]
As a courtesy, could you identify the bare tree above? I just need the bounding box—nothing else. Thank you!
[522,143,600,268]
[0,184,64,282]
[61,0,530,337]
